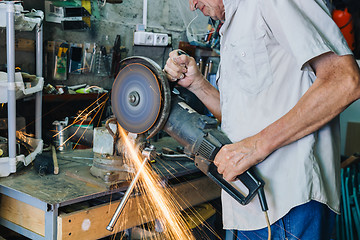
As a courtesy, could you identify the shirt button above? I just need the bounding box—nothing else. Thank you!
[241,52,246,57]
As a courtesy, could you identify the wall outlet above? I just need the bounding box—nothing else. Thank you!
[153,33,168,46]
[134,31,154,46]
[134,31,169,46]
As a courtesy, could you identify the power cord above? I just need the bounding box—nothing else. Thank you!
[258,187,271,240]
[264,211,271,240]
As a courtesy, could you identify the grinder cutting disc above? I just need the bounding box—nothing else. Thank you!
[112,63,161,134]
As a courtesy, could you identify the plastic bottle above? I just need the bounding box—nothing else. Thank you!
[332,7,355,51]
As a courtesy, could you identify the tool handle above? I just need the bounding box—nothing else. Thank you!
[177,50,189,56]
[207,163,264,205]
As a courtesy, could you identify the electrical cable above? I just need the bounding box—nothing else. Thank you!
[258,187,271,240]
[186,11,216,37]
[98,0,106,8]
[264,211,271,240]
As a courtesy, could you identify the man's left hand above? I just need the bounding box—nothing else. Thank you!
[214,135,269,182]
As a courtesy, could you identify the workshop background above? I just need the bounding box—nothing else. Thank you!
[0,0,360,239]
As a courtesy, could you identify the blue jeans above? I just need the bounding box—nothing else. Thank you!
[226,200,336,240]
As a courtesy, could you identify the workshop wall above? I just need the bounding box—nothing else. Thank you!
[2,1,360,91]
[1,0,188,90]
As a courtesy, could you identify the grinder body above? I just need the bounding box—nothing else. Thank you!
[164,95,264,205]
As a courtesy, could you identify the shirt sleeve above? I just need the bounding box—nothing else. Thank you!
[259,0,353,70]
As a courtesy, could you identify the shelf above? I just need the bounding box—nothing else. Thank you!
[0,72,44,103]
[0,132,43,177]
[43,92,108,103]
[0,2,44,31]
[0,1,44,178]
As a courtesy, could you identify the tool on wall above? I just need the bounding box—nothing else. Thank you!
[107,56,269,232]
[45,0,92,30]
[53,42,69,81]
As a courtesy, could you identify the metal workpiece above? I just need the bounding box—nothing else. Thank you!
[142,145,156,161]
[90,125,146,184]
[106,146,155,232]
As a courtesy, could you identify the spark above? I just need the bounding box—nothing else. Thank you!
[151,159,223,240]
[21,92,108,134]
[52,95,109,150]
[114,126,195,239]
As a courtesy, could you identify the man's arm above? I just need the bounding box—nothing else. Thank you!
[214,52,360,181]
[164,50,222,120]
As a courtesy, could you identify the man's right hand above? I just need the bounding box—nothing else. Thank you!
[164,49,222,120]
[163,49,204,91]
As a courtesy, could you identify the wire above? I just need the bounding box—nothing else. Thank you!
[186,11,216,37]
[98,0,106,8]
[258,187,271,240]
[264,211,271,240]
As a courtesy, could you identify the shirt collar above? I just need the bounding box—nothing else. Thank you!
[220,0,239,36]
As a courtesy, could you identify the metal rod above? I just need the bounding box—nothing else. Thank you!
[35,22,43,139]
[106,156,148,231]
[6,2,16,172]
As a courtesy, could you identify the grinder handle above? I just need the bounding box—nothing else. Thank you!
[207,162,264,206]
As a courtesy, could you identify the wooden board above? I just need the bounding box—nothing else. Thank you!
[0,194,45,236]
[15,38,35,52]
[57,177,220,240]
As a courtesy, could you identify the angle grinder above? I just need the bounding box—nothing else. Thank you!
[111,56,267,208]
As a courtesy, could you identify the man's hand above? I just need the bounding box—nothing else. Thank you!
[163,49,204,91]
[163,49,222,120]
[214,134,269,182]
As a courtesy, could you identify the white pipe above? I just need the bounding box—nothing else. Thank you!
[35,23,43,139]
[143,0,147,29]
[6,2,16,162]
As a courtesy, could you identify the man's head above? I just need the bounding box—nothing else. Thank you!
[189,0,225,20]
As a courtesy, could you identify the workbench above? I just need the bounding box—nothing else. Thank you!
[0,147,221,239]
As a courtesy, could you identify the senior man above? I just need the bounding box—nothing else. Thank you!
[164,0,360,239]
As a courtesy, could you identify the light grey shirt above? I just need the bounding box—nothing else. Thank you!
[218,0,352,230]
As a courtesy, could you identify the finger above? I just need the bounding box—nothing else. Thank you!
[223,172,237,182]
[165,57,187,75]
[213,154,222,166]
[222,163,240,182]
[172,55,189,67]
[163,70,177,82]
[169,50,190,66]
[231,157,255,177]
[163,66,185,81]
[169,49,180,59]
[217,162,226,175]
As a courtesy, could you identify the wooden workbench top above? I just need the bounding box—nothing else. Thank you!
[0,147,200,206]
